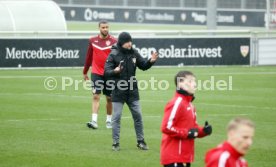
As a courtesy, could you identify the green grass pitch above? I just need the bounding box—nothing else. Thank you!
[0,66,276,167]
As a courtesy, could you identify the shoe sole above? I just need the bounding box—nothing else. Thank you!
[112,147,120,151]
[137,147,149,150]
[87,123,98,129]
[137,144,149,150]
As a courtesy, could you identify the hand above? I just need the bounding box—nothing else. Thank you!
[114,62,123,74]
[150,51,158,63]
[203,121,212,135]
[187,128,198,139]
[83,74,89,81]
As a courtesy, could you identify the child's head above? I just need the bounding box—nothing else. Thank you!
[227,117,255,155]
[174,71,197,94]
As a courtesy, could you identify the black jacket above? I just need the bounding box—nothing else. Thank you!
[104,44,154,102]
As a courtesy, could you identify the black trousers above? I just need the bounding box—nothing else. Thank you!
[164,163,191,167]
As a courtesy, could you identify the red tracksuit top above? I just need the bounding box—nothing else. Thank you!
[205,141,248,167]
[83,34,117,76]
[160,91,207,165]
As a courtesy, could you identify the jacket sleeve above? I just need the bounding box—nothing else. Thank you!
[83,40,93,75]
[205,148,220,167]
[135,51,154,71]
[104,54,118,77]
[195,123,206,138]
[161,102,189,139]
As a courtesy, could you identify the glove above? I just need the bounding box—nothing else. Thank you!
[203,121,212,135]
[187,128,198,139]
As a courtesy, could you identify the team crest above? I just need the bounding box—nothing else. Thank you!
[240,45,249,57]
[132,58,136,64]
[106,40,111,46]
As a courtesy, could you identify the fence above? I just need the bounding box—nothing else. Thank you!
[53,0,267,9]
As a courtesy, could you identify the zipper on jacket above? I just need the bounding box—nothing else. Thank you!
[178,140,182,155]
[189,102,195,119]
[126,57,129,90]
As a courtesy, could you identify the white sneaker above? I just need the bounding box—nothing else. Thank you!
[106,121,112,129]
[87,121,98,129]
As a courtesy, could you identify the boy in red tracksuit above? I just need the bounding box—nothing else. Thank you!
[160,71,212,167]
[205,117,255,167]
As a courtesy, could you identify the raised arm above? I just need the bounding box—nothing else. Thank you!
[136,51,158,71]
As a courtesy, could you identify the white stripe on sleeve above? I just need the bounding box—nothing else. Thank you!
[218,151,230,167]
[166,97,182,129]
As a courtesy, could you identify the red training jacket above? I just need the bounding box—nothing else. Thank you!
[205,141,248,167]
[83,34,117,76]
[160,92,207,165]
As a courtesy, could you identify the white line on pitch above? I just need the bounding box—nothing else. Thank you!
[1,92,275,111]
[1,71,276,79]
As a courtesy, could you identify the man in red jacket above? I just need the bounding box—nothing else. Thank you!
[160,71,212,167]
[83,20,117,129]
[205,117,255,167]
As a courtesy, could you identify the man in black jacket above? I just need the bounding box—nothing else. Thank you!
[104,32,158,151]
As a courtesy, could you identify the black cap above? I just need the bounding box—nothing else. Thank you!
[118,32,132,46]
